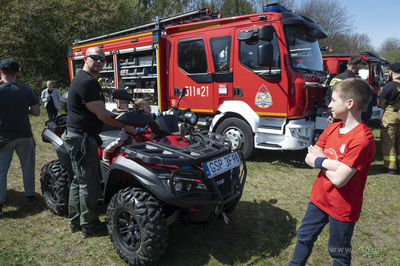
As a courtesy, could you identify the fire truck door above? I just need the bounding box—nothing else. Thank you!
[170,36,214,112]
[209,35,233,107]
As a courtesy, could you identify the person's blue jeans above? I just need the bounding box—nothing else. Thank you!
[289,202,355,266]
[0,137,36,205]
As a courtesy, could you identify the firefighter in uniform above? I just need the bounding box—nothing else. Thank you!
[329,56,362,86]
[378,63,400,174]
[328,56,377,125]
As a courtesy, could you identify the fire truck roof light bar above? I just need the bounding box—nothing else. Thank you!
[74,8,217,46]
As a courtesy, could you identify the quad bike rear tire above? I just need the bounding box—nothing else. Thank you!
[40,160,70,216]
[107,187,168,265]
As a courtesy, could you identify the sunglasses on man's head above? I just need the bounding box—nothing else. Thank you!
[87,55,106,63]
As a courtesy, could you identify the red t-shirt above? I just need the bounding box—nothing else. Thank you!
[310,122,375,222]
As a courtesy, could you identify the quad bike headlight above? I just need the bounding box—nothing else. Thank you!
[174,182,183,192]
[172,176,207,192]
[185,183,193,191]
[184,112,198,125]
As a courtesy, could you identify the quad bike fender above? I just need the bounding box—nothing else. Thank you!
[41,128,73,174]
[104,155,176,203]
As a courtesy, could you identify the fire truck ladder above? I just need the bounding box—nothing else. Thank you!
[74,8,221,45]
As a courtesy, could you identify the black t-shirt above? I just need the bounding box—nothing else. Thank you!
[334,69,356,80]
[66,70,105,135]
[329,69,356,86]
[379,77,400,106]
[0,82,39,138]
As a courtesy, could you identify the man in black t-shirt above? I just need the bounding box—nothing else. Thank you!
[0,58,40,217]
[62,47,136,238]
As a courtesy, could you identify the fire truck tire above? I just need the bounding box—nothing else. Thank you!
[40,160,70,217]
[215,117,255,159]
[107,187,168,265]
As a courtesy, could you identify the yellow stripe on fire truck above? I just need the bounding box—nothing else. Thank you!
[73,32,152,50]
[179,22,220,32]
[256,112,287,117]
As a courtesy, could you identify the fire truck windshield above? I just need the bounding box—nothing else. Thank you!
[284,25,324,73]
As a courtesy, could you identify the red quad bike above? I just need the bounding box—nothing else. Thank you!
[40,88,247,265]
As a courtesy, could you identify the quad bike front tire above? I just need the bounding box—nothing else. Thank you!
[40,159,70,216]
[107,187,168,265]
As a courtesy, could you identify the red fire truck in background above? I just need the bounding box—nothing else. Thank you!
[67,4,328,159]
[323,52,390,120]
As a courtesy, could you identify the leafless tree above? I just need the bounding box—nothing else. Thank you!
[296,0,353,47]
[379,37,400,53]
[349,33,374,53]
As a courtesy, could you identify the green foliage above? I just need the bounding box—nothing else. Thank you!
[378,49,400,64]
[0,0,398,90]
[0,0,196,90]
[377,38,400,63]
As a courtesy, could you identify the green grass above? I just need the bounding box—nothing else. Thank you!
[0,112,399,265]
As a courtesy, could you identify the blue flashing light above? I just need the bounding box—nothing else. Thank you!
[264,4,291,13]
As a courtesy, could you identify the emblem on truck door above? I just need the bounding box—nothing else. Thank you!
[255,84,273,109]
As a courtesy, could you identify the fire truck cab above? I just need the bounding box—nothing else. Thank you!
[68,4,328,159]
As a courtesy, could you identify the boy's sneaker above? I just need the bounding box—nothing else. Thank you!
[69,222,82,233]
[26,195,39,205]
[81,221,107,239]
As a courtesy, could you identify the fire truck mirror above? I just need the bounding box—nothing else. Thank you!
[258,25,275,42]
[258,44,274,67]
[179,87,187,98]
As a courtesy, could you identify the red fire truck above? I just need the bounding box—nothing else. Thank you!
[67,4,328,159]
[323,52,390,120]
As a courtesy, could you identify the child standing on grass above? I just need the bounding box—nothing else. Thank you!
[289,78,376,265]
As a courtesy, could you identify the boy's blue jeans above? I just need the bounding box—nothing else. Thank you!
[289,202,355,266]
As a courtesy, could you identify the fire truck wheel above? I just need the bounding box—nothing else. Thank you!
[107,187,168,265]
[216,117,255,159]
[40,160,70,217]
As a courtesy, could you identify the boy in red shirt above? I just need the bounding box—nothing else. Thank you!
[289,78,376,265]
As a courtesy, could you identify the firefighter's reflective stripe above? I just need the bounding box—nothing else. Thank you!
[381,99,400,169]
[329,77,342,86]
[383,155,396,162]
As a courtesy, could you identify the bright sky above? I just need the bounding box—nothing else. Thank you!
[344,0,399,50]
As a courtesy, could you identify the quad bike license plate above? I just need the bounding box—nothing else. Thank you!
[203,151,241,179]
